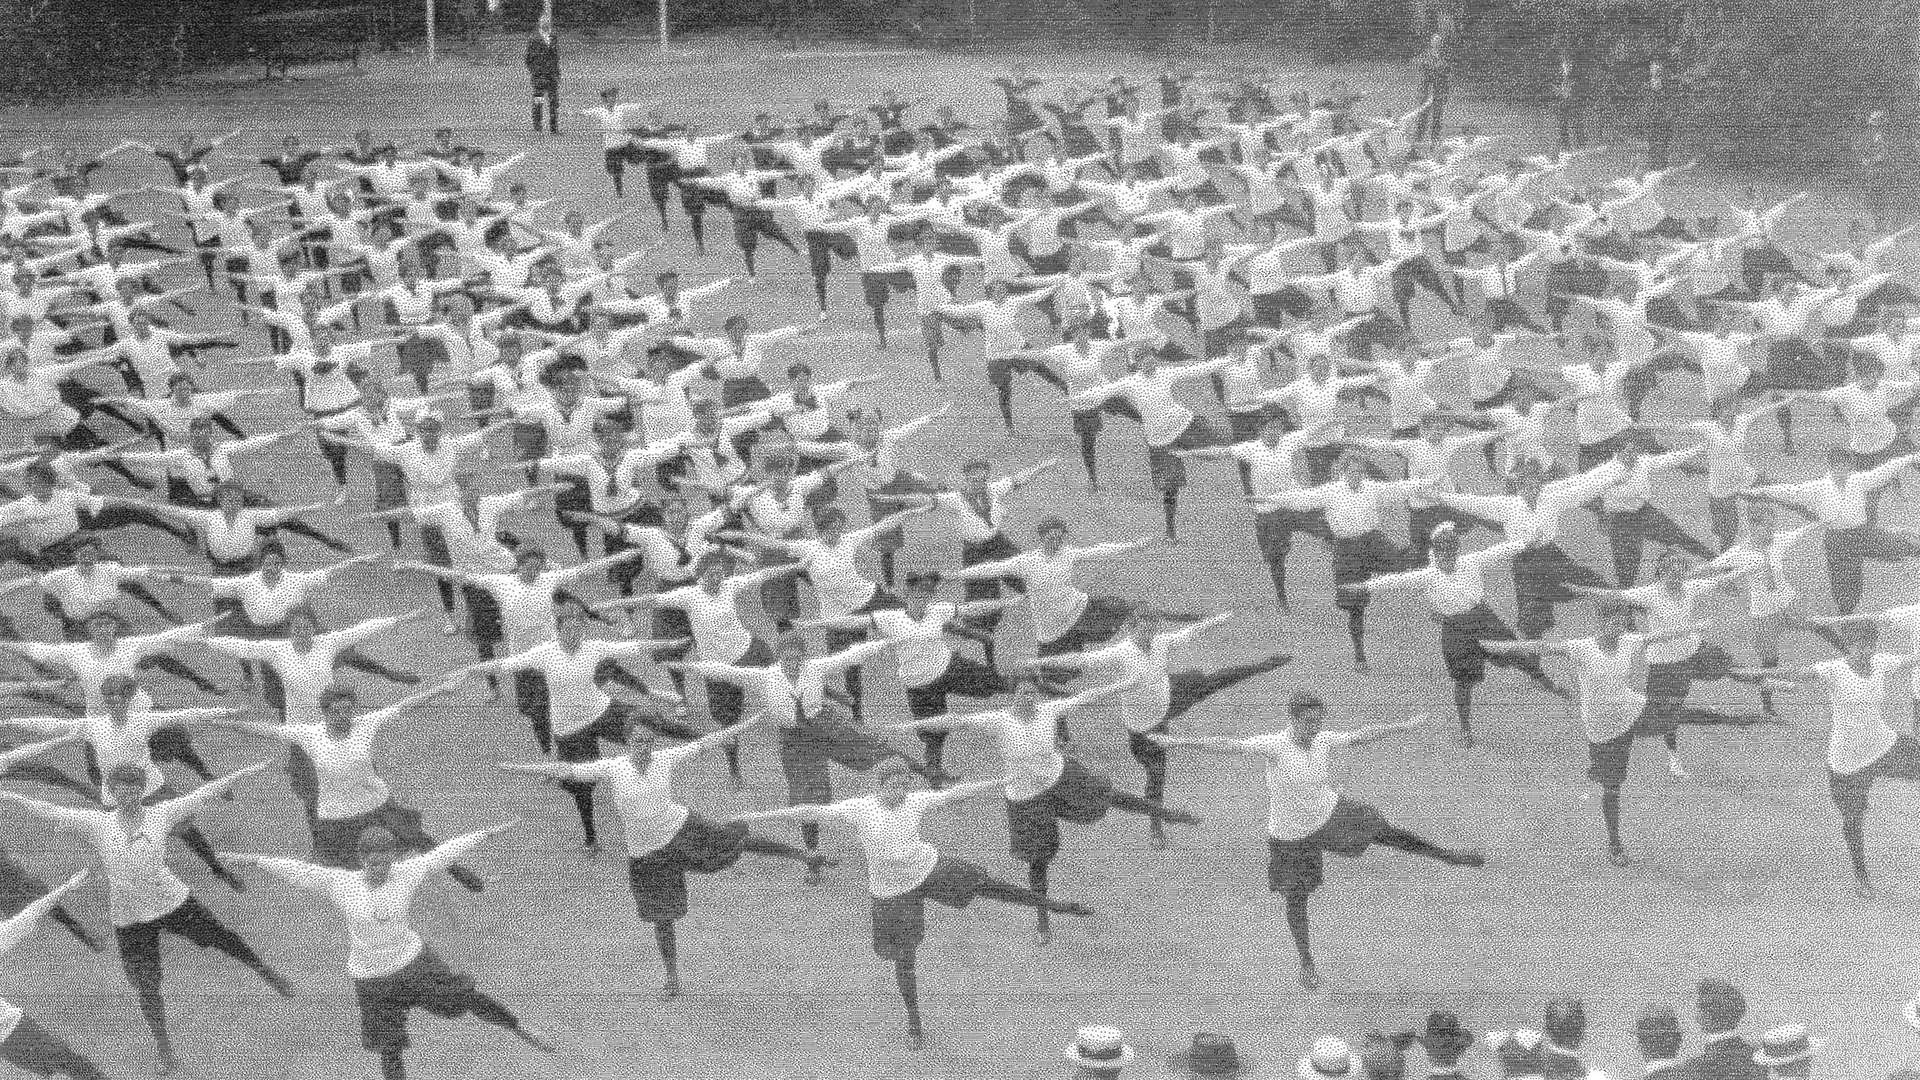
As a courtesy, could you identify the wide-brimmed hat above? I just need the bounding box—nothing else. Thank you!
[1752,1024,1823,1067]
[1064,1025,1135,1070]
[1298,1037,1358,1079]
[1170,1033,1244,1077]
[1417,1011,1475,1058]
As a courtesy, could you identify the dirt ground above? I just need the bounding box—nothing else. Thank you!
[0,24,1915,1080]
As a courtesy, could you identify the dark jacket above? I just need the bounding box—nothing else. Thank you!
[1683,1034,1767,1080]
[525,33,559,88]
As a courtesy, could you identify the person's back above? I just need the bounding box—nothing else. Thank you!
[1686,979,1767,1080]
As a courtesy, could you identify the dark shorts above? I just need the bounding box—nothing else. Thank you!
[353,948,478,1052]
[463,584,504,646]
[776,711,898,805]
[114,897,231,989]
[370,463,409,514]
[904,654,1006,718]
[1146,417,1225,491]
[0,852,53,912]
[861,269,913,309]
[1005,757,1114,862]
[1253,506,1327,559]
[1587,731,1634,787]
[1035,595,1136,657]
[627,814,749,921]
[869,856,989,960]
[0,1016,89,1078]
[1438,604,1514,685]
[1829,734,1920,818]
[554,704,642,764]
[1332,531,1408,611]
[1266,798,1392,896]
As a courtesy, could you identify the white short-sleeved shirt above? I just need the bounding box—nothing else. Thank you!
[1815,656,1901,774]
[571,746,696,857]
[286,724,389,820]
[821,794,943,898]
[1245,729,1361,841]
[656,580,755,664]
[1565,634,1647,743]
[870,604,956,688]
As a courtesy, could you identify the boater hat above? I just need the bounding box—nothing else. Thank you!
[1064,1025,1135,1069]
[1752,1024,1823,1067]
[1297,1038,1358,1079]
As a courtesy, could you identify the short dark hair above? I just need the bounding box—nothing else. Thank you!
[1543,999,1587,1047]
[1288,692,1325,718]
[1696,978,1747,1033]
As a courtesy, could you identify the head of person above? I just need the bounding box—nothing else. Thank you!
[1637,1005,1683,1066]
[1826,446,1855,480]
[1489,1030,1545,1079]
[1753,1024,1819,1079]
[1258,410,1291,446]
[775,632,811,673]
[555,605,588,649]
[1289,692,1327,741]
[1428,521,1461,571]
[318,686,359,736]
[1654,549,1692,586]
[1854,354,1885,388]
[623,721,658,770]
[1359,1033,1406,1080]
[1337,451,1369,487]
[1035,515,1069,554]
[105,762,148,809]
[901,570,941,614]
[21,460,56,500]
[514,545,548,584]
[961,458,991,492]
[357,826,401,880]
[1065,1024,1135,1079]
[1416,1011,1474,1069]
[872,758,914,807]
[69,532,103,570]
[1694,978,1747,1036]
[286,607,322,648]
[256,541,289,581]
[1844,621,1880,667]
[213,482,246,514]
[1595,601,1634,646]
[86,611,124,649]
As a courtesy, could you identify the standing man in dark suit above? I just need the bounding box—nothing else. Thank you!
[1685,979,1767,1080]
[525,16,561,136]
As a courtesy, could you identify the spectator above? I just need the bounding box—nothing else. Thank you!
[1413,1010,1476,1079]
[1171,1033,1245,1078]
[1687,978,1765,1080]
[1541,999,1591,1079]
[1065,1025,1135,1079]
[1362,1032,1409,1080]
[1752,1025,1820,1079]
[1637,1005,1685,1079]
[1414,31,1452,144]
[524,16,560,135]
[1489,1030,1547,1079]
[1301,1037,1361,1079]
[1554,51,1589,151]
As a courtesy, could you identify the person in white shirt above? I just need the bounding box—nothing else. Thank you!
[466,608,694,851]
[797,570,1010,780]
[1343,529,1567,744]
[1488,604,1771,866]
[398,543,643,749]
[1743,625,1920,898]
[1028,610,1290,843]
[1150,694,1480,991]
[0,869,107,1080]
[1593,440,1714,588]
[499,715,828,999]
[206,681,484,892]
[948,517,1148,668]
[1069,350,1234,540]
[731,761,1092,1049]
[1256,452,1429,671]
[1698,502,1823,715]
[892,676,1199,942]
[1745,447,1920,614]
[219,821,555,1080]
[670,634,941,850]
[0,761,289,1076]
[875,456,1056,669]
[1176,413,1336,609]
[2,532,185,638]
[1571,551,1764,776]
[1424,457,1624,638]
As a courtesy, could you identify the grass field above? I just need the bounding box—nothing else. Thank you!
[0,23,1916,1080]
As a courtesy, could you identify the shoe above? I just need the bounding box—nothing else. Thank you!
[1456,729,1476,749]
[216,869,247,893]
[660,979,682,1001]
[450,865,487,892]
[517,1026,558,1053]
[905,1031,927,1052]
[1353,658,1370,674]
[1298,964,1323,992]
[441,620,461,637]
[263,970,294,998]
[803,863,825,886]
[804,853,838,877]
[1161,808,1202,827]
[1449,847,1486,868]
[1035,927,1052,946]
[582,841,602,859]
[1667,755,1690,779]
[1150,827,1169,850]
[1607,847,1631,868]
[1059,902,1094,917]
[156,1050,181,1077]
